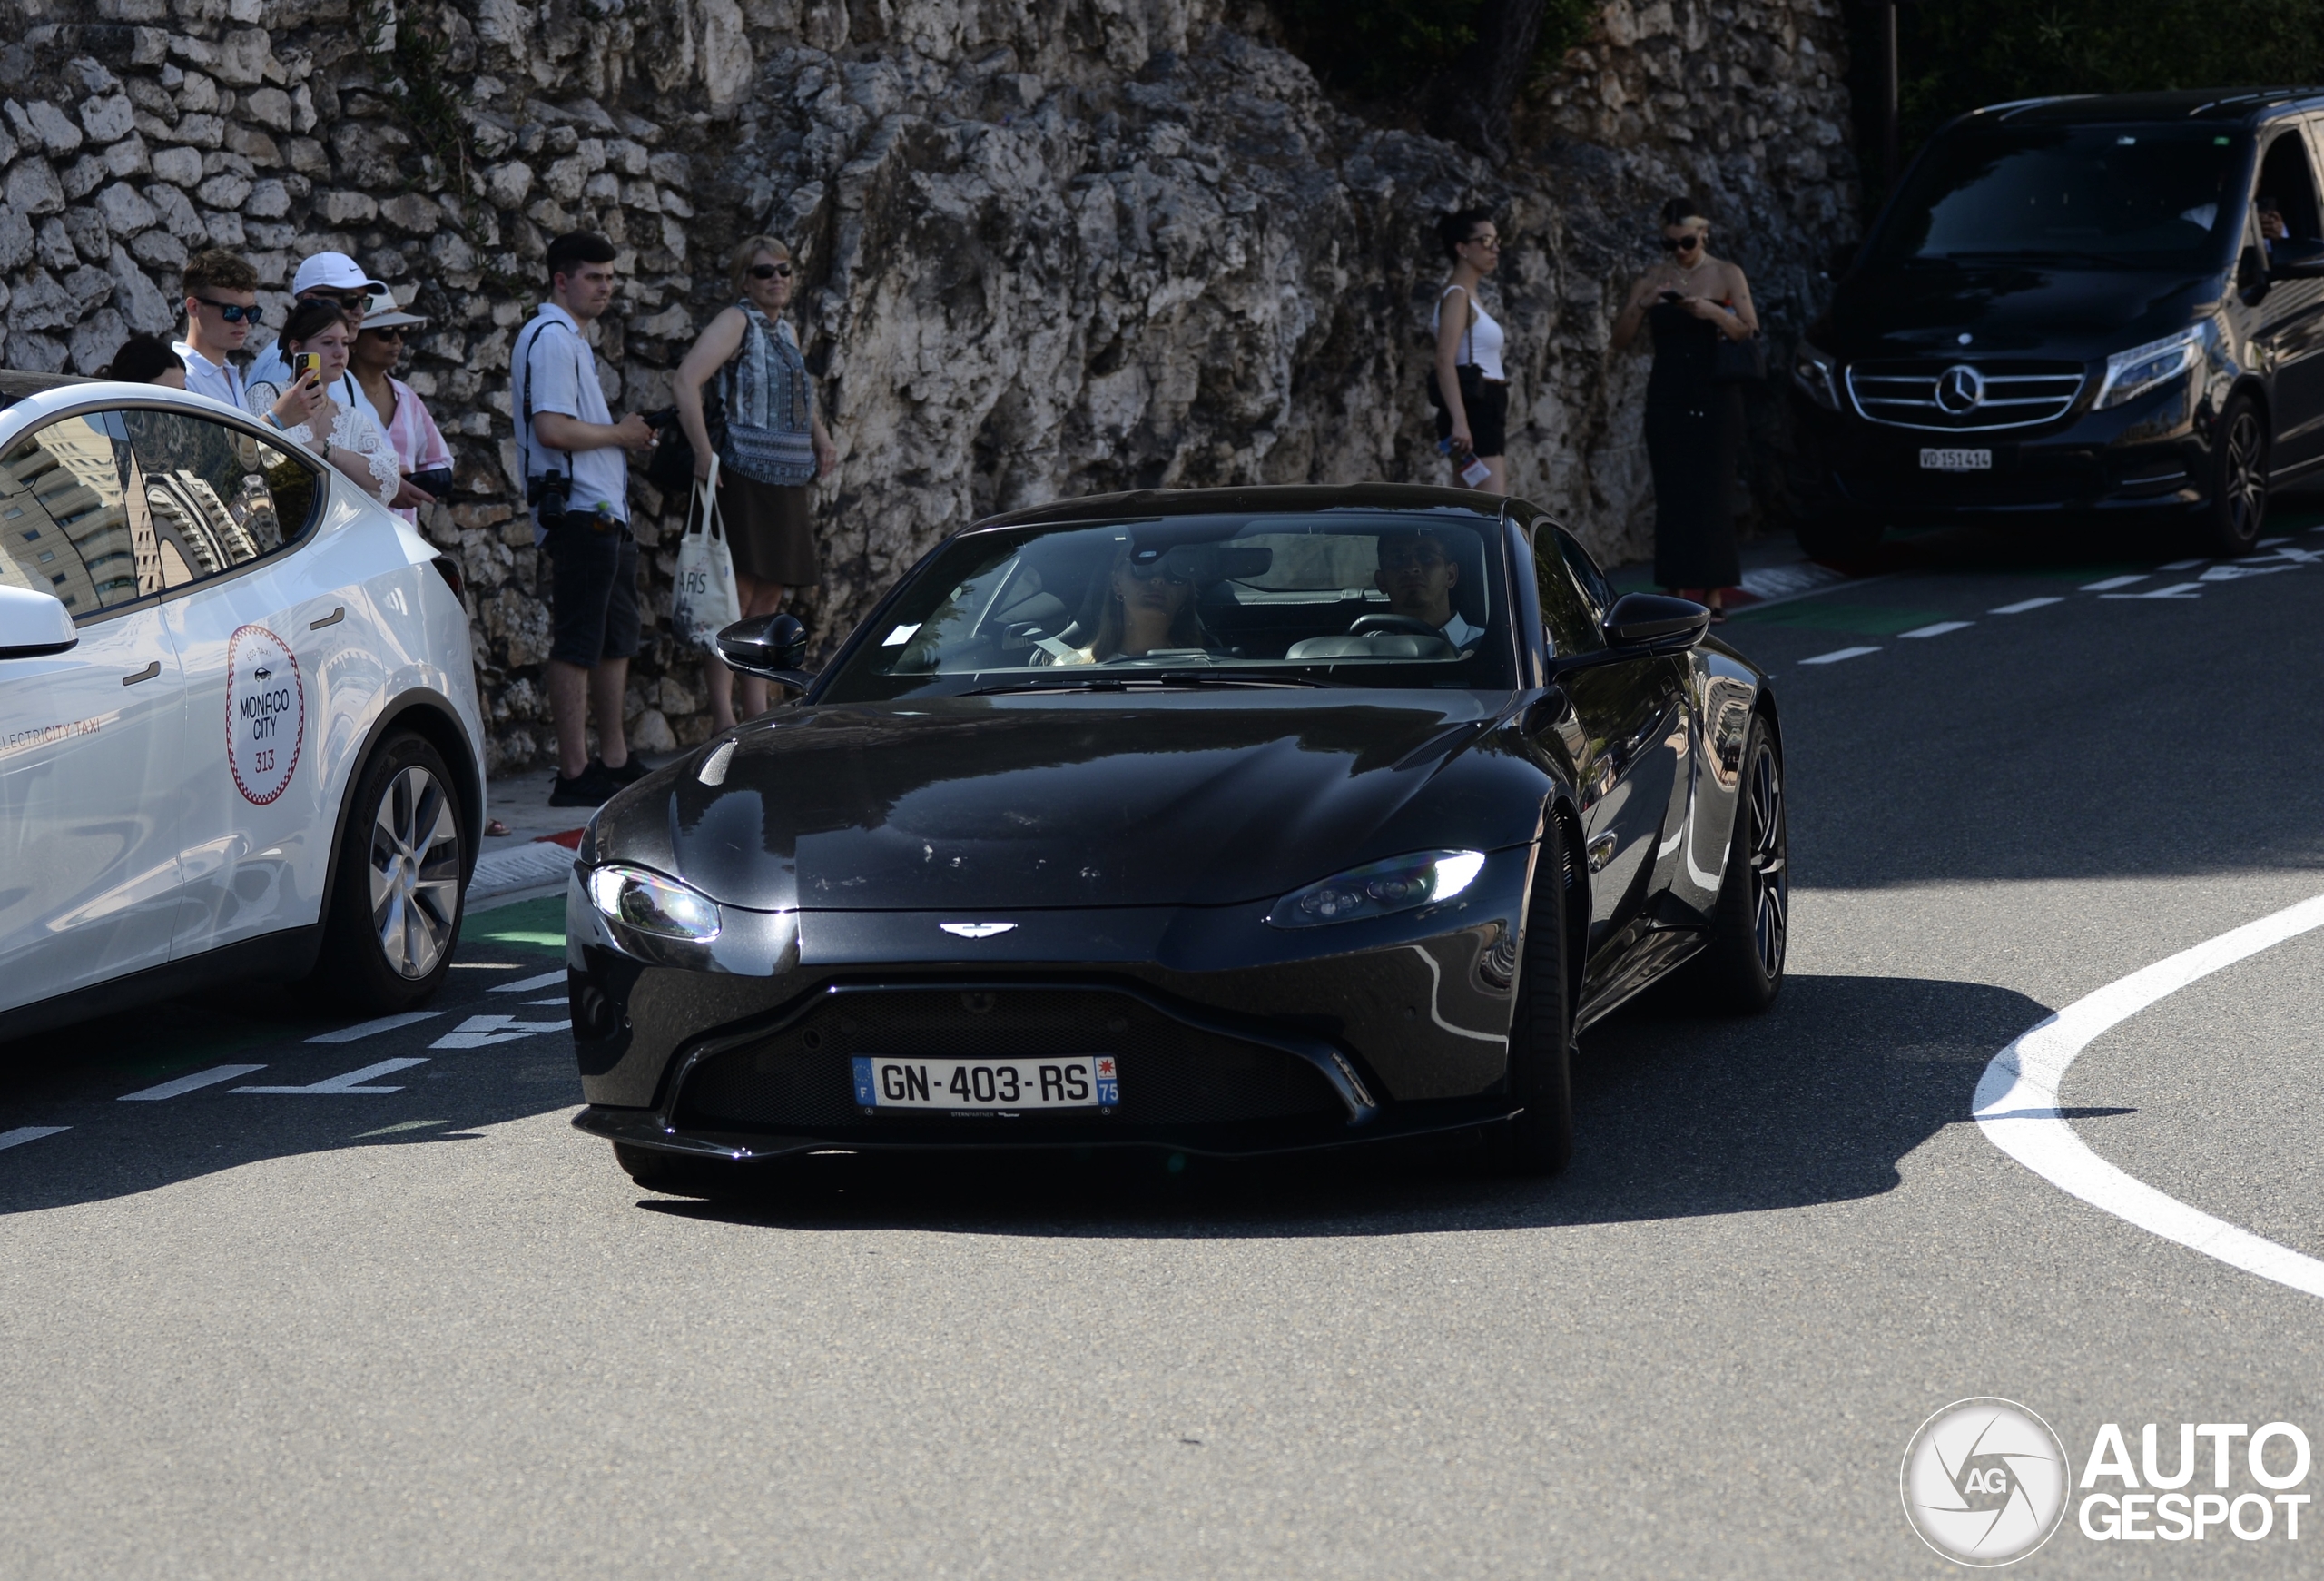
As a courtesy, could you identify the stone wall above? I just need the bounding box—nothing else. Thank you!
[0,0,1857,772]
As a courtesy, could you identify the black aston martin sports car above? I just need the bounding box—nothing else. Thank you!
[566,485,1785,1187]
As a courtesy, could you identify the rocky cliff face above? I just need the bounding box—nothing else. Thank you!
[0,0,1856,769]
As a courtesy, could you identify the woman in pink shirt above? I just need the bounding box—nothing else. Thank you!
[350,291,452,525]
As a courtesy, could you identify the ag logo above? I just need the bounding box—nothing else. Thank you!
[226,625,304,805]
[1901,1398,2071,1566]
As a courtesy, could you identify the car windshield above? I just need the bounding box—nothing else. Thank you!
[818,510,1514,702]
[1873,123,2244,269]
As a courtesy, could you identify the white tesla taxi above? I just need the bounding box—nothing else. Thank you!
[0,371,486,1041]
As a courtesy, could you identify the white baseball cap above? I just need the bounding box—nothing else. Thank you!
[290,251,388,296]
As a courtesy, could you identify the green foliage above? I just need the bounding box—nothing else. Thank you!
[1275,0,1599,100]
[1894,0,2324,150]
[356,0,476,211]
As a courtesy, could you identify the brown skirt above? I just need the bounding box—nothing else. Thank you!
[715,468,820,585]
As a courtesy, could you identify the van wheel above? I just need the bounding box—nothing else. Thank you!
[2201,394,2268,558]
[315,732,465,1012]
[1794,511,1884,564]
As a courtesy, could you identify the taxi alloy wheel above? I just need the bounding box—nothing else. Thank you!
[317,731,465,1011]
[369,762,461,979]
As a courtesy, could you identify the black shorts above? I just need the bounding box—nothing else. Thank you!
[544,517,640,667]
[1434,377,1510,459]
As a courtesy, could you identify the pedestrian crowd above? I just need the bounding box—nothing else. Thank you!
[89,214,837,811]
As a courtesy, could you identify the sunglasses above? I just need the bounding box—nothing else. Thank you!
[318,291,372,312]
[1465,235,1502,250]
[366,326,408,341]
[1125,559,1194,586]
[194,297,265,324]
[748,262,795,281]
[1660,235,1704,252]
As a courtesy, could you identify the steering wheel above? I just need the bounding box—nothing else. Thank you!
[1349,614,1443,638]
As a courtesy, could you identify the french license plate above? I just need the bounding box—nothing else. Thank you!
[852,1054,1118,1112]
[1920,447,1992,471]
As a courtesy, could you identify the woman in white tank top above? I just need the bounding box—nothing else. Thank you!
[1428,207,1510,496]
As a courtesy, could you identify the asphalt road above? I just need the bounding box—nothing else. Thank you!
[5,512,2323,1577]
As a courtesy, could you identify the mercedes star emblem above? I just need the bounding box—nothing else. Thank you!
[1935,363,1986,415]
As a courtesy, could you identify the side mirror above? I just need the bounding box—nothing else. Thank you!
[1602,592,1711,653]
[715,611,815,691]
[0,585,77,659]
[2240,244,2272,298]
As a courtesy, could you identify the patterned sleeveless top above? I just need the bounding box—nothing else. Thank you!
[718,301,817,485]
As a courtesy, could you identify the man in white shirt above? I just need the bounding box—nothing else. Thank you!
[1374,529,1485,651]
[510,231,655,807]
[172,248,317,430]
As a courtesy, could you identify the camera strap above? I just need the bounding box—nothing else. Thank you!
[517,311,576,489]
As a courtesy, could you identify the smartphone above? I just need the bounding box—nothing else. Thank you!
[1659,290,1684,302]
[291,351,320,384]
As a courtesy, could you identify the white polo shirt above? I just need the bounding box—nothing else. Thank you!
[510,303,627,541]
[172,341,245,410]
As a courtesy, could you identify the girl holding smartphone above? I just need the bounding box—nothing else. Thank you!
[245,300,401,505]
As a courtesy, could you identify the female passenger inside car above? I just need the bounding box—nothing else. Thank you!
[1046,543,1217,663]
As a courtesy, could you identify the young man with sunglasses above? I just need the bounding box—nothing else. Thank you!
[172,250,317,430]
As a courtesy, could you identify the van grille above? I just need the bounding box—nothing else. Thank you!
[1846,360,2084,432]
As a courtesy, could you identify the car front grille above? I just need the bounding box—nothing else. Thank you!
[675,985,1346,1131]
[1846,361,2084,431]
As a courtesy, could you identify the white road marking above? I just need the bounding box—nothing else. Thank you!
[232,1059,428,1095]
[2265,545,2321,563]
[1898,621,1974,639]
[1975,892,2324,1300]
[2160,558,2209,570]
[307,1012,441,1044]
[491,970,566,994]
[2200,562,2300,581]
[1800,646,1880,665]
[2258,536,2290,546]
[522,996,566,1005]
[430,1014,572,1050]
[2101,581,2203,600]
[120,1064,266,1102]
[355,1119,449,1138]
[2080,574,2148,591]
[1990,597,2064,615]
[0,1126,69,1152]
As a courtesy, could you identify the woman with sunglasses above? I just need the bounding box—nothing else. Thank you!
[674,235,839,727]
[1429,207,1511,496]
[349,291,452,527]
[1038,544,1215,665]
[244,298,401,506]
[1612,198,1759,620]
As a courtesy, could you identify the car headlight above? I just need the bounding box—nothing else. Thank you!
[1793,339,1841,411]
[586,864,723,941]
[1267,849,1488,929]
[2094,324,2204,410]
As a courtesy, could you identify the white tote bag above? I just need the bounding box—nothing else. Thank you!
[670,450,742,652]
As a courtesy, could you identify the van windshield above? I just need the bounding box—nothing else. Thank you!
[1874,124,2244,269]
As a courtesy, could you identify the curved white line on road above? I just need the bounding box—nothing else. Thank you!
[1974,892,2324,1299]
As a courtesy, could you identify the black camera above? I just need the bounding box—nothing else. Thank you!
[527,471,569,529]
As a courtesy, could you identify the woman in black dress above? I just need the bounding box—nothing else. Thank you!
[1612,198,1759,619]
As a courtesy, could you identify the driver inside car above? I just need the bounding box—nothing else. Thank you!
[1041,543,1219,664]
[1373,530,1484,650]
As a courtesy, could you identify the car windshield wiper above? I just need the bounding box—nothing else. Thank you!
[959,671,1353,696]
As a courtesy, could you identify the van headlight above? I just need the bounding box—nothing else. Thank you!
[1793,339,1841,410]
[586,864,723,941]
[1267,849,1488,928]
[2094,324,2205,410]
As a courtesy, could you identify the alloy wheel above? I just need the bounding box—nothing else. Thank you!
[1746,743,1787,980]
[2226,409,2267,547]
[368,764,461,979]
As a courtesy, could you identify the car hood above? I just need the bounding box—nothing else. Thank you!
[1818,264,2214,362]
[593,692,1548,911]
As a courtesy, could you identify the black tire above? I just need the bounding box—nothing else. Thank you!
[1794,511,1884,564]
[2200,393,2268,558]
[1483,825,1576,1176]
[1689,716,1787,1012]
[314,732,466,1013]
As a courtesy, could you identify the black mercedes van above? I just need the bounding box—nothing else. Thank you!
[1790,89,2324,558]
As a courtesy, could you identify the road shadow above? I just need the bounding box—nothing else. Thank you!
[633,971,2052,1239]
[0,936,578,1217]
